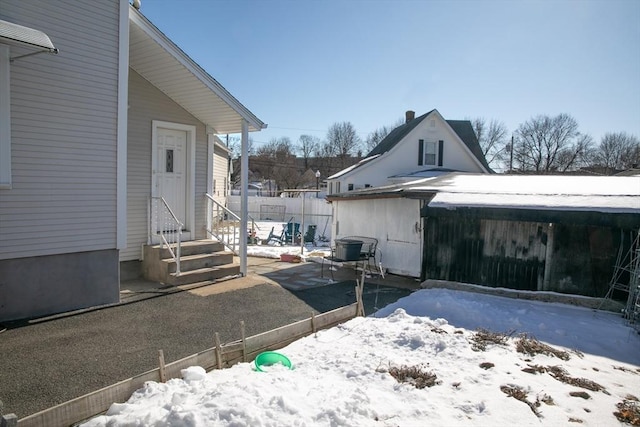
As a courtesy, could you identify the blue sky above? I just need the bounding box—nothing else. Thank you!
[141,0,640,151]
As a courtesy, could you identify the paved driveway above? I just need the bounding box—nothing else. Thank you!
[0,258,418,418]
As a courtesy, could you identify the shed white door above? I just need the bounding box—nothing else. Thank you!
[156,128,187,229]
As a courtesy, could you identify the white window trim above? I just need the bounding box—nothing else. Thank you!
[0,45,11,189]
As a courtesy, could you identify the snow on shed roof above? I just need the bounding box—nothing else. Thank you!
[413,173,640,214]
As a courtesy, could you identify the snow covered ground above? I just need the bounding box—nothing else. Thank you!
[82,288,640,427]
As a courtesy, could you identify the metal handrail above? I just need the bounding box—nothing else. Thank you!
[149,196,183,275]
[205,194,258,254]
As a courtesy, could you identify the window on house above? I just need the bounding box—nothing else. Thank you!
[0,45,10,189]
[336,182,341,193]
[423,141,436,165]
[347,183,354,191]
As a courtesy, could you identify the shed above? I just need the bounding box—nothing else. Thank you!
[329,173,640,298]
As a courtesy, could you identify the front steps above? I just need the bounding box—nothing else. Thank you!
[143,240,240,286]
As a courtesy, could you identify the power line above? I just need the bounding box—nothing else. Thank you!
[268,126,326,133]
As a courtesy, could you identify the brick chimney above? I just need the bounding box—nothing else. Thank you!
[405,110,415,123]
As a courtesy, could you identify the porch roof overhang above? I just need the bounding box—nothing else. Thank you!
[0,18,58,60]
[128,7,266,134]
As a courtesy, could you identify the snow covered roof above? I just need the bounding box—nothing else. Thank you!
[414,174,640,214]
[330,172,640,216]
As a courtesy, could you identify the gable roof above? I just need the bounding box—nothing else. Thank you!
[128,7,266,134]
[445,120,492,171]
[338,110,491,181]
[366,110,435,157]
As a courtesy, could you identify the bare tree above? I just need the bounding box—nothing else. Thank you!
[297,134,321,169]
[513,114,593,173]
[253,137,304,190]
[226,135,254,159]
[591,132,640,174]
[471,118,509,169]
[326,121,361,167]
[364,118,404,153]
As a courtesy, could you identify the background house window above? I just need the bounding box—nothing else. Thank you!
[348,183,354,191]
[424,141,436,165]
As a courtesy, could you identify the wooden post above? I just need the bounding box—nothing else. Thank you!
[240,320,247,363]
[1,414,18,427]
[158,350,167,383]
[542,223,554,291]
[356,267,366,316]
[214,332,223,369]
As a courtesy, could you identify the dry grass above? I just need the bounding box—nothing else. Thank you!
[515,335,570,360]
[569,391,591,400]
[479,362,495,370]
[470,328,510,351]
[614,399,640,425]
[389,365,441,389]
[614,365,640,375]
[500,384,541,417]
[546,365,607,393]
[522,364,547,374]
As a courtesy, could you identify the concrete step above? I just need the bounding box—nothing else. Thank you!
[166,264,241,286]
[164,252,234,273]
[156,240,225,259]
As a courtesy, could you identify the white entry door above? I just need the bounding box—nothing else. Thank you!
[156,127,188,230]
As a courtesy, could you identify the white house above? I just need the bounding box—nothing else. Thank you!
[0,0,265,322]
[326,109,491,194]
[324,109,490,277]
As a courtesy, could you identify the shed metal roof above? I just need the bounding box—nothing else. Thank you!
[329,173,640,216]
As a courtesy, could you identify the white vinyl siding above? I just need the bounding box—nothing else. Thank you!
[0,0,120,260]
[212,142,229,205]
[123,70,208,261]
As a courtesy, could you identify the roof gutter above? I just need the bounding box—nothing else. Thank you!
[0,19,59,61]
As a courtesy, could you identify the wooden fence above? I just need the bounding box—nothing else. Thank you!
[15,303,358,427]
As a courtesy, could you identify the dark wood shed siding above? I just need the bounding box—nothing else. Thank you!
[422,217,625,297]
[423,217,546,291]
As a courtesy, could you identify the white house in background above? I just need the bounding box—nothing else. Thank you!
[0,0,265,322]
[326,109,491,194]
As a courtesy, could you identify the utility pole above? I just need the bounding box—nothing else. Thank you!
[509,135,514,173]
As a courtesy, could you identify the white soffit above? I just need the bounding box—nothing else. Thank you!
[128,8,265,134]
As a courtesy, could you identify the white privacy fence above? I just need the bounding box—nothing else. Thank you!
[227,195,333,242]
